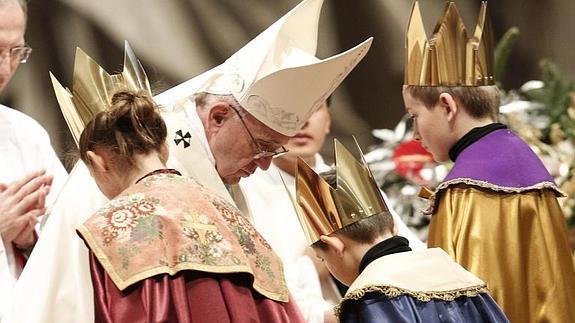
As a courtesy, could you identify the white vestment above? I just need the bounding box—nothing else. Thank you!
[0,105,68,321]
[4,97,239,323]
[239,154,425,323]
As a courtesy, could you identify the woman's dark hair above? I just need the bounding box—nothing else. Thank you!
[79,90,167,168]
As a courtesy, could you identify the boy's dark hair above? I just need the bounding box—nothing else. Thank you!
[405,85,500,120]
[312,169,394,250]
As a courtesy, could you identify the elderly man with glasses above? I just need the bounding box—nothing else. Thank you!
[0,0,67,320]
[6,0,372,322]
[190,92,290,186]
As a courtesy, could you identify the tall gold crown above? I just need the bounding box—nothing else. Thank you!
[50,41,152,146]
[405,1,494,86]
[291,139,390,244]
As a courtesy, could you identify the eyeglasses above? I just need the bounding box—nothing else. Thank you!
[228,104,288,159]
[0,45,32,65]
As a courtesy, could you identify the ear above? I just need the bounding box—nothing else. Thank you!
[438,93,458,122]
[319,235,345,258]
[206,103,232,134]
[391,218,399,236]
[86,150,108,174]
[159,140,170,164]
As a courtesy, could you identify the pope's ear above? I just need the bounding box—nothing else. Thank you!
[207,103,232,128]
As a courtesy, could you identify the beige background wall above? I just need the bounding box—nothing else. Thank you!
[2,0,574,167]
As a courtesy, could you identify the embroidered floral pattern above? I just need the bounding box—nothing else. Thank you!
[78,173,287,302]
[211,199,275,274]
[211,198,272,250]
[95,194,164,263]
[255,254,274,279]
[177,212,238,266]
[107,208,138,231]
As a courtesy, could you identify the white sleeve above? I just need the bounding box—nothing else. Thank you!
[30,123,68,211]
[284,256,332,323]
[0,237,18,322]
[4,162,106,323]
[0,238,10,321]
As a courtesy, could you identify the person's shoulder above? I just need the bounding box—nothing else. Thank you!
[0,104,49,135]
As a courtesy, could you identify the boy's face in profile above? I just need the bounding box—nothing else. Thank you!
[402,88,454,162]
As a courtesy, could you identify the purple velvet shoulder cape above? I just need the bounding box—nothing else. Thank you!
[423,129,562,214]
[444,129,557,188]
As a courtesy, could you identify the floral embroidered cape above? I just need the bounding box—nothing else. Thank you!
[77,173,288,302]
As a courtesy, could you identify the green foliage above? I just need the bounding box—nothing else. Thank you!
[494,27,575,227]
[494,27,520,85]
[524,60,575,143]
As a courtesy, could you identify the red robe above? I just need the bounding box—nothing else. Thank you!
[90,254,303,322]
[78,170,304,323]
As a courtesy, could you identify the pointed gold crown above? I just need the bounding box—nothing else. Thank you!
[291,139,390,244]
[405,1,494,86]
[50,41,152,146]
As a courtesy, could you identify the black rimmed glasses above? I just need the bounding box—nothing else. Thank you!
[228,104,288,159]
[0,45,32,65]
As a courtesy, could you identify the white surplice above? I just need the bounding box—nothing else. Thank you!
[0,105,68,321]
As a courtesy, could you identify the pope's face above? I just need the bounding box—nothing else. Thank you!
[208,105,290,185]
[0,2,26,93]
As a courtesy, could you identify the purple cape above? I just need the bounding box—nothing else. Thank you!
[442,129,557,191]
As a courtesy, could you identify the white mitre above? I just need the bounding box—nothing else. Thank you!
[155,0,373,136]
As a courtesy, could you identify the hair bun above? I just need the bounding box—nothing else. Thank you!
[79,89,168,167]
[111,90,148,105]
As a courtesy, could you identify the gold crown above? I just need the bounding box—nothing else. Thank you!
[50,41,152,146]
[290,139,390,244]
[405,1,494,86]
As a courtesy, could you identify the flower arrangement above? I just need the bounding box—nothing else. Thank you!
[497,27,575,227]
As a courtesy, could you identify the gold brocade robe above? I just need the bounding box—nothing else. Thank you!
[426,184,575,322]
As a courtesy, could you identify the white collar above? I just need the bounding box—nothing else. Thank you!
[182,99,215,165]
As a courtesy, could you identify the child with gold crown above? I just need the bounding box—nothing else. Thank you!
[290,139,508,322]
[403,2,575,322]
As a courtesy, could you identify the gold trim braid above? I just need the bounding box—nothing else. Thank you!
[334,284,489,318]
[422,178,565,215]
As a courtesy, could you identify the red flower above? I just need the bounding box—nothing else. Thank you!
[392,140,434,184]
